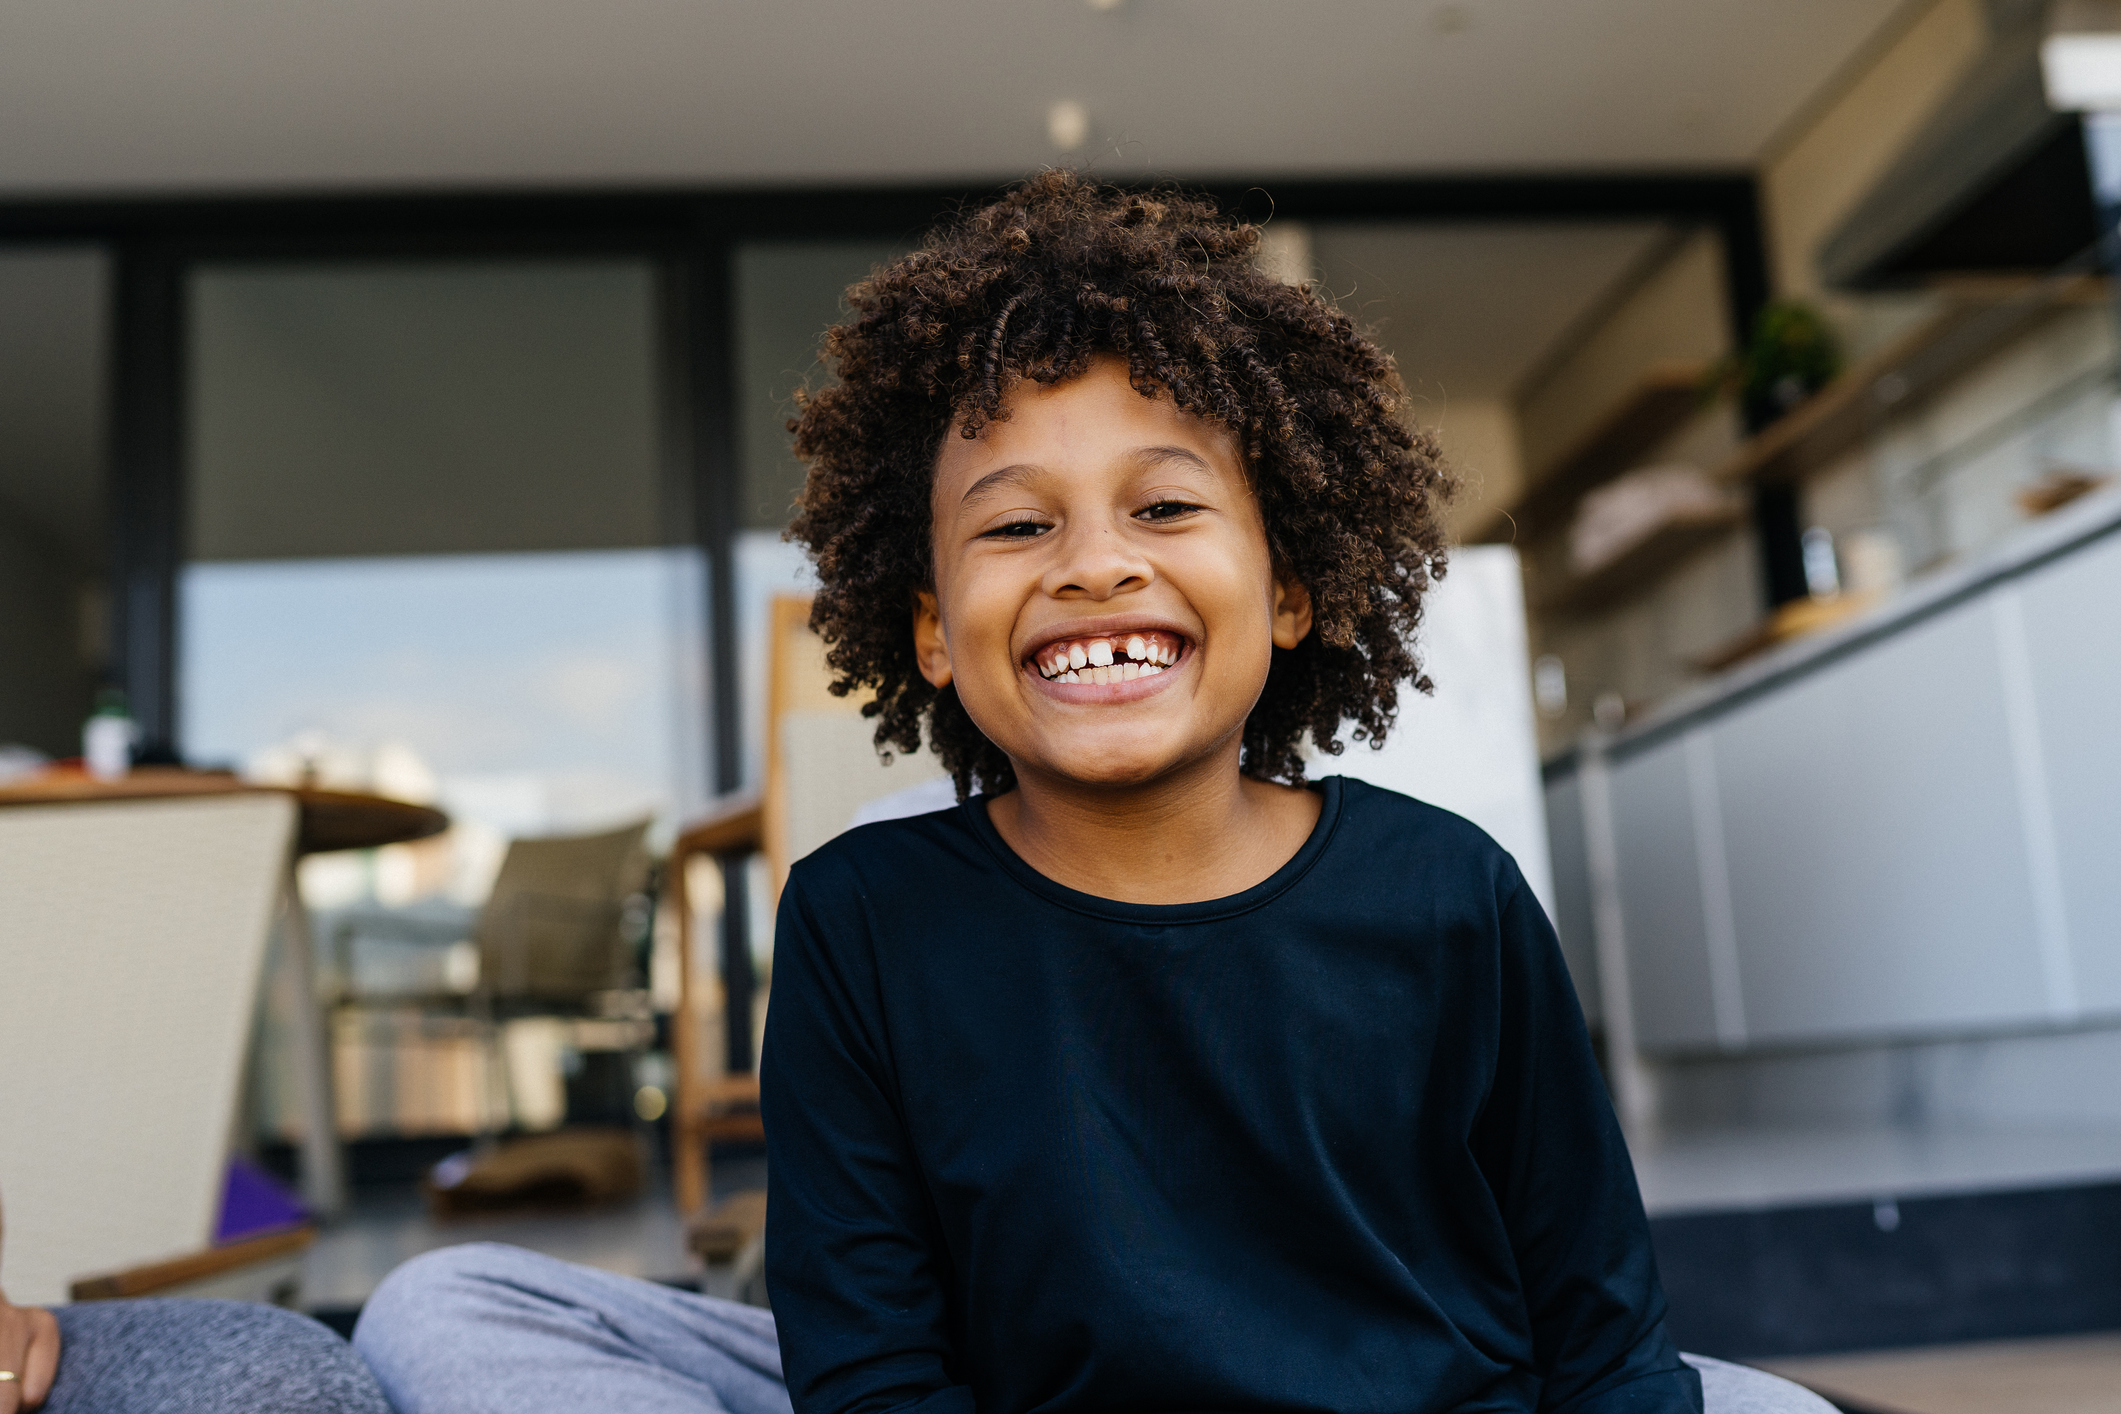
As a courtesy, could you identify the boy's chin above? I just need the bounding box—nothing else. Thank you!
[1010,737,1215,793]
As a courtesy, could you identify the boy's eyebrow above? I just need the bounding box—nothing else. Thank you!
[1136,445,1211,472]
[959,446,1212,506]
[960,463,1041,507]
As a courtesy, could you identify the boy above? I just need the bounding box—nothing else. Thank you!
[355,175,1825,1414]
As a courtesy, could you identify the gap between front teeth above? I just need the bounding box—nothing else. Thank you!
[1036,633,1180,684]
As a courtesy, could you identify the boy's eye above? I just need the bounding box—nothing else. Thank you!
[1136,500,1200,523]
[982,518,1050,539]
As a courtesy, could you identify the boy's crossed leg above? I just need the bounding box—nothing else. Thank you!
[353,1243,789,1414]
[355,1244,1832,1414]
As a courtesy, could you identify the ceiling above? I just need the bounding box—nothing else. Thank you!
[0,0,1926,562]
[0,0,1913,196]
[1311,221,1676,401]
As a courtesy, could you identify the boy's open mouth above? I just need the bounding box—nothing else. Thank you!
[1029,630,1185,686]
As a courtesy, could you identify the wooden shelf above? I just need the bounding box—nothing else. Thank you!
[1715,272,2106,489]
[1538,504,1746,616]
[1528,272,2107,621]
[1690,591,1880,674]
[1471,360,1707,544]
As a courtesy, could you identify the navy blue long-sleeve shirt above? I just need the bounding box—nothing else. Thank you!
[761,777,1700,1414]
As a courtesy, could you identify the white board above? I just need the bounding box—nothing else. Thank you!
[0,794,295,1304]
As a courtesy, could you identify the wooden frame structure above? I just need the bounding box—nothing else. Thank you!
[668,594,819,1216]
[68,1225,315,1303]
[668,792,767,1218]
[668,592,945,1217]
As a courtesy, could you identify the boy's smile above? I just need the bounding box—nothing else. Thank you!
[916,356,1312,794]
[1025,623,1184,693]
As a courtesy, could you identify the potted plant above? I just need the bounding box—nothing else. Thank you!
[1708,299,1843,429]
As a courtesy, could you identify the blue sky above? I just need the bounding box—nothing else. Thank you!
[181,548,708,824]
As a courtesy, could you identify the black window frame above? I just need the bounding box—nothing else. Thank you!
[0,174,1771,770]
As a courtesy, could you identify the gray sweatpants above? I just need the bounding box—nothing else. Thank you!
[354,1244,788,1414]
[352,1243,1835,1414]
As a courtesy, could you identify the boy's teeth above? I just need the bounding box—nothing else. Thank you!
[1034,631,1184,681]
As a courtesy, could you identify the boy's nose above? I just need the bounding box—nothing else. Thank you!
[1044,525,1152,601]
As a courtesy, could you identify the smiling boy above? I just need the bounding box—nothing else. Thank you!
[910,357,1323,903]
[763,174,1691,1414]
[354,174,1827,1414]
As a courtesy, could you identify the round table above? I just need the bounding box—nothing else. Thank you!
[0,766,448,855]
[0,766,451,1215]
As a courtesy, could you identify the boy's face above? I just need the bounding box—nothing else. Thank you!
[917,356,1312,792]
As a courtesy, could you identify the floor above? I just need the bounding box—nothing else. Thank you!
[299,1138,2121,1414]
[1763,1332,2121,1414]
[301,1150,765,1310]
[1631,1122,2121,1404]
[1628,1121,2121,1217]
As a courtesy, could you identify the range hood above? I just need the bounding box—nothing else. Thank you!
[1818,20,2099,290]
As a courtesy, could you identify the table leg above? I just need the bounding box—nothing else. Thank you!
[278,860,347,1219]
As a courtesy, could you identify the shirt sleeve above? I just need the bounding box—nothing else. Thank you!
[761,867,976,1414]
[1470,881,1704,1414]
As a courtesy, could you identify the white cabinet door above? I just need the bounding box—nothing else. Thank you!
[1710,600,2050,1045]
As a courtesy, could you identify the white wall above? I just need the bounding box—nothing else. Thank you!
[1324,544,1554,916]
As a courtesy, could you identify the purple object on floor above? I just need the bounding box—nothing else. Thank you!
[215,1155,309,1242]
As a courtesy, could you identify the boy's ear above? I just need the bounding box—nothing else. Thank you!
[1271,574,1313,651]
[913,591,954,689]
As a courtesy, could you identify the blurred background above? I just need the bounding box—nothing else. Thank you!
[3,3,2120,1410]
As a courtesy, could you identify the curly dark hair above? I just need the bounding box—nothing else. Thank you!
[786,170,1454,797]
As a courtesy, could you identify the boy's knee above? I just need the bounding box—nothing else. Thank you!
[366,1241,516,1304]
[354,1243,521,1364]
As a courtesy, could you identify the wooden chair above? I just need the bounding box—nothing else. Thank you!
[669,594,946,1220]
[0,792,314,1306]
[328,817,653,1148]
[475,819,652,1005]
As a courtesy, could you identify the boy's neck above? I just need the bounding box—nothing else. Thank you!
[985,744,1323,906]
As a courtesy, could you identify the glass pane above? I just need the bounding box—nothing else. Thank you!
[188,261,664,560]
[180,546,706,864]
[735,240,902,533]
[0,246,108,762]
[179,259,703,907]
[730,240,902,791]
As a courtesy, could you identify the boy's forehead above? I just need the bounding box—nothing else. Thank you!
[935,361,1240,494]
